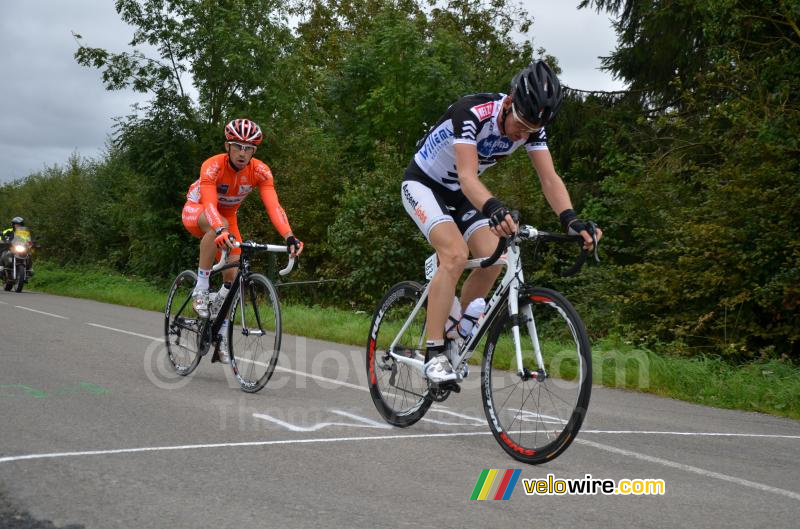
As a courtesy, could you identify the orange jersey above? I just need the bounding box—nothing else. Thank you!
[186,153,292,238]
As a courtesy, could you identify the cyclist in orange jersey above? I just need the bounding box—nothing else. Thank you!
[182,118,303,362]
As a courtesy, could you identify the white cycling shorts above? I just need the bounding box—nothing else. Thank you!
[401,179,489,243]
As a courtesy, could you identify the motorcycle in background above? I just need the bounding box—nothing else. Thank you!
[2,227,34,293]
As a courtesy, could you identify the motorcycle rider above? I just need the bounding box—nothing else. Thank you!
[1,217,34,279]
[1,216,25,242]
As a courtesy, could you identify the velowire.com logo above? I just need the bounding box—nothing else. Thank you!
[469,469,521,500]
[470,470,667,500]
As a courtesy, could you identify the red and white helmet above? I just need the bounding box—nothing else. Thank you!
[224,118,263,145]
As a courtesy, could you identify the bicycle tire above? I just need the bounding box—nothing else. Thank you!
[164,270,204,376]
[367,281,432,427]
[228,273,281,393]
[482,287,591,464]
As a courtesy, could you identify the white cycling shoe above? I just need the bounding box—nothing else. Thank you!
[446,340,469,379]
[192,289,210,319]
[424,354,458,384]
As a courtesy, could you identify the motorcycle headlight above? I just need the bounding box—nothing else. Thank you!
[13,244,26,254]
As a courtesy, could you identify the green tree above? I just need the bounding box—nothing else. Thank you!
[324,7,473,160]
[578,0,800,357]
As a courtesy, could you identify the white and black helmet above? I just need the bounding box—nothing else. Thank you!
[11,216,24,226]
[510,60,564,127]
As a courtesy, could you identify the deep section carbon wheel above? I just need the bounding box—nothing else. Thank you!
[482,287,591,464]
[367,281,432,427]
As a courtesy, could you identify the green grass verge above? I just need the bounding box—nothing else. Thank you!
[27,261,800,420]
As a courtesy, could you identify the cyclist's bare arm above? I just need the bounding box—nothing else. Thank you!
[528,149,603,248]
[455,143,516,237]
[454,143,490,208]
[528,149,573,214]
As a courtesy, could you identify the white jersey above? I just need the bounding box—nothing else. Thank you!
[412,93,549,191]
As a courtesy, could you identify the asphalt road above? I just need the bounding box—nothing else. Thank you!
[1,290,799,528]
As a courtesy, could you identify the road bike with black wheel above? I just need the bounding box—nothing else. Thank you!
[164,241,295,393]
[366,218,598,464]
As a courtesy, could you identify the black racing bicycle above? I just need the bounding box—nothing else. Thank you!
[164,241,295,393]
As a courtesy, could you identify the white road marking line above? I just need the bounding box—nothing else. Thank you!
[82,321,363,392]
[577,438,800,501]
[15,306,69,319]
[0,300,8,304]
[4,430,800,503]
[274,365,366,392]
[0,431,496,465]
[582,430,800,439]
[85,323,159,341]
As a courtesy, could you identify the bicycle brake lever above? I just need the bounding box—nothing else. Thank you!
[590,222,600,263]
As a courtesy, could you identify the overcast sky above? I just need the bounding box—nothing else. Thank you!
[0,0,623,184]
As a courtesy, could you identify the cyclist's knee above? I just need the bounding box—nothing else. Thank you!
[437,246,468,275]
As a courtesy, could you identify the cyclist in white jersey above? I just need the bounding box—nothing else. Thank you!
[401,60,603,384]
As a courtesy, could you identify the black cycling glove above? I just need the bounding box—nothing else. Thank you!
[482,197,511,229]
[559,209,596,236]
[286,235,302,255]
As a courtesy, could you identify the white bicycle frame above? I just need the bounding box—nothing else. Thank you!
[387,226,546,381]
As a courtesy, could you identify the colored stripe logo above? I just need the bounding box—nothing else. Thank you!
[470,469,521,500]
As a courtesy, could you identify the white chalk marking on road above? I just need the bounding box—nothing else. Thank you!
[15,306,69,319]
[252,412,392,431]
[85,323,159,341]
[577,438,800,501]
[421,417,483,426]
[329,410,392,428]
[428,408,486,424]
